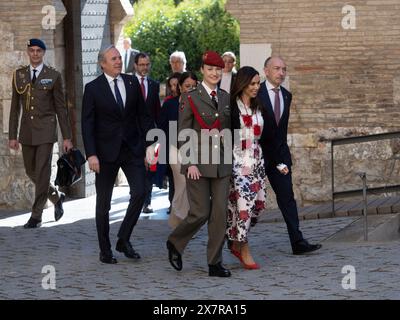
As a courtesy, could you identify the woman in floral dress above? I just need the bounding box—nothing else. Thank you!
[226,66,267,269]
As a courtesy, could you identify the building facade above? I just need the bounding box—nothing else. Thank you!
[226,0,400,207]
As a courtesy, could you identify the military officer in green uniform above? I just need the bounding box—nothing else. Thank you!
[8,38,73,228]
[166,51,233,277]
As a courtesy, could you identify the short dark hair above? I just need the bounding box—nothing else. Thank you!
[264,56,272,68]
[134,52,150,64]
[178,71,198,87]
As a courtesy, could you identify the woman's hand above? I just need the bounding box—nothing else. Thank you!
[187,165,201,180]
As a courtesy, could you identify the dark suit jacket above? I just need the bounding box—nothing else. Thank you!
[136,76,161,126]
[258,81,293,169]
[82,73,154,163]
[123,48,139,74]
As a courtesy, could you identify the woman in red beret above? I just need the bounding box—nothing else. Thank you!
[166,51,233,277]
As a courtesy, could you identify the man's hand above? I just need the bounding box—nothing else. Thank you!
[187,165,201,180]
[88,155,100,174]
[8,139,19,151]
[277,163,289,175]
[63,139,73,153]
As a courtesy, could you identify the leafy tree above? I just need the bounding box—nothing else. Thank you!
[124,0,240,82]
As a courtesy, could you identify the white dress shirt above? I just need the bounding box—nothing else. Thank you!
[201,81,218,102]
[30,63,43,81]
[220,71,232,93]
[135,73,148,99]
[265,79,284,118]
[104,73,126,107]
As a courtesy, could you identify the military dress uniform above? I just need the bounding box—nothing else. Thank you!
[168,82,232,266]
[9,64,72,221]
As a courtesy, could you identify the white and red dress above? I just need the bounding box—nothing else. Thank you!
[226,99,267,242]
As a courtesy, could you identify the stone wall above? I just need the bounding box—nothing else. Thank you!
[0,0,135,210]
[0,1,67,209]
[226,0,400,207]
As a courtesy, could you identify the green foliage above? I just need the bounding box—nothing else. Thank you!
[124,0,240,82]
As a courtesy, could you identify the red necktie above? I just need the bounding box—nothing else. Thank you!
[272,88,281,125]
[210,90,218,109]
[140,77,146,100]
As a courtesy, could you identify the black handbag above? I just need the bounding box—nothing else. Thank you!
[55,148,86,187]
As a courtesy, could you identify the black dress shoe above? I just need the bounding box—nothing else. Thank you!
[209,263,231,277]
[116,239,141,259]
[143,206,153,213]
[292,239,322,255]
[54,193,65,221]
[99,252,118,264]
[166,240,182,271]
[23,217,41,229]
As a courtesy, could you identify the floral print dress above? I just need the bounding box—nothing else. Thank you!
[226,99,266,242]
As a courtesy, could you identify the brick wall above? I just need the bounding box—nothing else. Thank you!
[227,0,400,206]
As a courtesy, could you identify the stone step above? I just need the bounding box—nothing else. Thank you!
[323,213,400,242]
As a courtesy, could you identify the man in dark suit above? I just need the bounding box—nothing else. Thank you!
[9,38,73,228]
[121,38,139,75]
[82,45,154,264]
[258,56,322,255]
[134,52,161,213]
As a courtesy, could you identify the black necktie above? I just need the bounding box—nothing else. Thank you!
[210,90,218,109]
[32,69,37,84]
[113,78,124,110]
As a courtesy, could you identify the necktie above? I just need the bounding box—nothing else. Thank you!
[140,77,146,100]
[32,69,37,84]
[272,88,281,125]
[124,51,128,73]
[113,78,124,110]
[210,90,218,109]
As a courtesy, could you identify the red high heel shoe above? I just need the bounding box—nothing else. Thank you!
[230,248,242,261]
[238,253,260,270]
[227,240,242,261]
[241,260,260,270]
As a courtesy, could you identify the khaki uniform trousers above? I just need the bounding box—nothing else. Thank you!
[22,143,61,220]
[168,175,230,265]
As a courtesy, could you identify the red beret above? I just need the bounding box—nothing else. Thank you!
[202,51,224,69]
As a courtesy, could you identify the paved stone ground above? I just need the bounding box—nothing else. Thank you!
[1,187,400,300]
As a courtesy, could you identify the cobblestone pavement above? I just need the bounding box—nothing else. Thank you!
[1,188,399,300]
